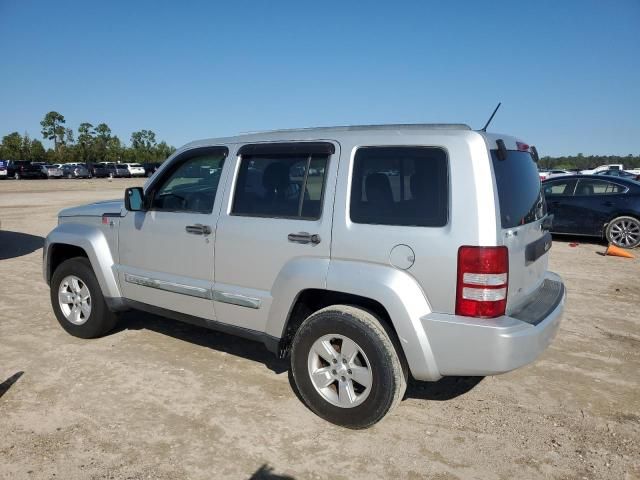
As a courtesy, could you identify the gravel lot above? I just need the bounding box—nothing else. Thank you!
[0,179,638,480]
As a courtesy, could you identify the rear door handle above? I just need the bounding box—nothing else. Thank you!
[186,224,212,235]
[602,201,614,207]
[288,232,321,244]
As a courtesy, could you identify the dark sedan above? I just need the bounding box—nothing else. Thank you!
[543,175,640,248]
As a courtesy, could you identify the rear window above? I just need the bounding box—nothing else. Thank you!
[350,147,448,227]
[491,150,546,228]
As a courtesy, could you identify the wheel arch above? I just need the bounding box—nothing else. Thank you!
[273,260,442,381]
[44,223,123,304]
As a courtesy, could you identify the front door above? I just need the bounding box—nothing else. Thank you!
[543,178,577,233]
[117,146,229,320]
[213,141,339,333]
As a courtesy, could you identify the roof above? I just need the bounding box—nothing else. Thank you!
[183,123,474,150]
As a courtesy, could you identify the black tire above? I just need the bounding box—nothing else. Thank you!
[605,216,640,249]
[50,257,117,338]
[290,305,407,429]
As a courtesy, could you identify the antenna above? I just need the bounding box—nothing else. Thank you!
[480,102,501,132]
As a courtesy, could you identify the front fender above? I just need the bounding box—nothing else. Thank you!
[44,223,122,301]
[326,260,441,381]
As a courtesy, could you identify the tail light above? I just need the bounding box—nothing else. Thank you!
[456,246,509,318]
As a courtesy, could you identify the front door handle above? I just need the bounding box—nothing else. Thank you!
[186,224,212,235]
[288,232,321,245]
[602,201,614,207]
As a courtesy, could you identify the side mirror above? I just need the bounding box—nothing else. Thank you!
[124,187,145,211]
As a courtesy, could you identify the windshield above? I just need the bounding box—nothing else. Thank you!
[491,150,546,228]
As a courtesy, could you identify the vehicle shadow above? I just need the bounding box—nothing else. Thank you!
[248,465,295,480]
[0,230,44,260]
[0,371,24,399]
[116,310,289,374]
[405,376,484,401]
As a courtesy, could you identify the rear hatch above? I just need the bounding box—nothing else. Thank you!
[490,146,550,313]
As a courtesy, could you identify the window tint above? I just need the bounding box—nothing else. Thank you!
[575,179,626,196]
[491,150,546,228]
[232,153,328,219]
[543,179,575,196]
[150,150,226,213]
[350,147,448,227]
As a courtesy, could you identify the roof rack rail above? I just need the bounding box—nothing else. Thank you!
[239,123,472,135]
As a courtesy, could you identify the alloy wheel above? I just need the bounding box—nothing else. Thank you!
[307,334,373,408]
[609,218,640,248]
[58,275,92,325]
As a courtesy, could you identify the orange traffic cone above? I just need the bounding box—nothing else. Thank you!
[605,244,635,259]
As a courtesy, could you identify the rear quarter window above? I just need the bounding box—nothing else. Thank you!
[350,146,448,227]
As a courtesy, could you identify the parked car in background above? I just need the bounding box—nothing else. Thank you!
[143,162,162,177]
[123,163,146,177]
[597,170,640,181]
[580,164,624,175]
[543,175,640,248]
[61,164,91,179]
[0,160,7,179]
[6,160,45,179]
[33,162,63,179]
[538,169,550,181]
[87,163,110,178]
[545,169,574,180]
[100,162,130,178]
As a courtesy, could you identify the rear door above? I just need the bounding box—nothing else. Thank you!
[213,141,338,333]
[491,149,550,312]
[569,178,628,235]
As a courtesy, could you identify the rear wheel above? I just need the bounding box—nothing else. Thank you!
[14,172,20,180]
[606,216,640,248]
[290,305,407,429]
[50,257,116,338]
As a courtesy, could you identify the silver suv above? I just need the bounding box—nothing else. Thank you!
[44,124,565,428]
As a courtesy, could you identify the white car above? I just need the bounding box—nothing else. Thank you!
[580,164,624,175]
[0,160,7,178]
[546,169,574,179]
[123,163,146,177]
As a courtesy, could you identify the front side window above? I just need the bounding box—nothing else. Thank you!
[350,147,448,227]
[574,179,626,196]
[232,153,328,219]
[150,148,227,213]
[543,179,575,196]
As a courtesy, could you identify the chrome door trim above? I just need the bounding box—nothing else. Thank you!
[124,273,211,300]
[124,273,261,309]
[213,290,261,309]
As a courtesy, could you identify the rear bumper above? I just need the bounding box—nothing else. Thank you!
[419,272,565,378]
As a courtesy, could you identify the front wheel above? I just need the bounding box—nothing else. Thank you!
[50,257,117,338]
[290,305,407,429]
[606,216,640,249]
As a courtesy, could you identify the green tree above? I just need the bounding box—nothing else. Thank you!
[40,111,66,152]
[20,133,32,160]
[1,132,23,159]
[30,139,46,161]
[130,129,157,162]
[77,122,95,162]
[93,123,112,162]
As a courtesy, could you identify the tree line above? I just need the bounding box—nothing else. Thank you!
[0,111,176,164]
[538,154,640,170]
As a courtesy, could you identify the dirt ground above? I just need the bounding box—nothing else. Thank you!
[0,178,638,480]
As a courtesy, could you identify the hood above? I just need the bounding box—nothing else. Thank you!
[59,199,124,218]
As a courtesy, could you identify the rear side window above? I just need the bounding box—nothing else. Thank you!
[232,153,328,219]
[575,179,626,195]
[350,147,448,227]
[491,150,546,228]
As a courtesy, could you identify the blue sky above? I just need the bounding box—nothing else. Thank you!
[0,0,638,156]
